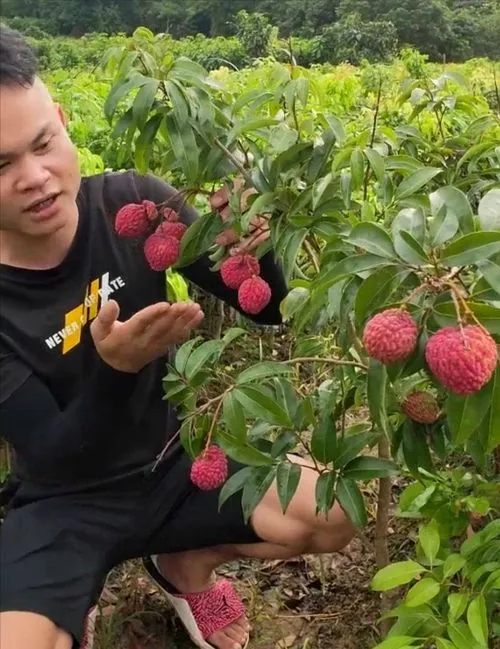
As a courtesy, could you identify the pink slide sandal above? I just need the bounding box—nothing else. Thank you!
[143,555,250,649]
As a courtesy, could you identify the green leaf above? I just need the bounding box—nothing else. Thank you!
[342,456,398,480]
[174,336,202,374]
[367,359,389,433]
[178,211,224,268]
[228,117,280,140]
[405,578,440,607]
[486,367,500,452]
[448,593,469,624]
[311,417,337,464]
[441,231,500,266]
[443,553,466,579]
[350,148,365,190]
[217,433,274,467]
[336,476,368,528]
[236,362,292,385]
[371,561,427,591]
[478,188,500,231]
[315,470,336,515]
[477,259,500,295]
[241,465,277,523]
[446,387,492,446]
[419,520,440,564]
[222,391,247,443]
[395,167,442,200]
[164,112,200,185]
[433,302,500,334]
[104,73,149,121]
[402,420,434,475]
[429,186,474,235]
[276,462,301,514]
[280,286,310,321]
[234,385,293,427]
[218,466,254,511]
[429,204,459,247]
[132,77,159,126]
[347,223,397,259]
[334,431,379,470]
[241,192,275,232]
[392,208,426,265]
[399,232,428,264]
[164,79,190,124]
[355,266,402,326]
[436,639,458,649]
[447,623,479,649]
[467,596,488,647]
[372,637,421,649]
[364,147,385,183]
[184,340,222,380]
[315,254,392,294]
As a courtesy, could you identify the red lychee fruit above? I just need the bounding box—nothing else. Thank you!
[363,308,418,365]
[190,445,229,491]
[163,207,179,222]
[401,391,440,424]
[143,199,158,220]
[156,220,187,241]
[238,276,272,315]
[115,202,153,237]
[425,325,497,396]
[143,233,180,271]
[220,254,261,290]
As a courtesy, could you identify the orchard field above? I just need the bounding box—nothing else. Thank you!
[2,27,500,649]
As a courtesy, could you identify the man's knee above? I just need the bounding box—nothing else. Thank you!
[0,611,72,649]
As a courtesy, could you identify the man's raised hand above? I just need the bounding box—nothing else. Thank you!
[90,299,204,373]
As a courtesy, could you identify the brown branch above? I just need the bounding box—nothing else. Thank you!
[284,356,368,371]
[213,137,254,187]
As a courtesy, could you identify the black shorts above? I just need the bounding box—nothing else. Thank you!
[0,450,261,647]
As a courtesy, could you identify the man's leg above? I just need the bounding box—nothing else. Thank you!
[152,455,356,649]
[0,612,72,649]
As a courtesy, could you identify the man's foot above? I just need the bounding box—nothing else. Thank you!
[144,553,250,649]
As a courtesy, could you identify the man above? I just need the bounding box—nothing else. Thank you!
[0,26,356,649]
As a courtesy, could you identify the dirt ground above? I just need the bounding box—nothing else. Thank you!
[94,514,417,649]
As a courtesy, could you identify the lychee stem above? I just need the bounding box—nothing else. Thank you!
[204,394,225,451]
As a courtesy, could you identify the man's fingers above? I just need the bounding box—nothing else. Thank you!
[146,302,203,344]
[216,227,240,246]
[90,300,120,341]
[128,302,171,333]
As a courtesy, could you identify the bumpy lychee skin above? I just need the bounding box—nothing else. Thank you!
[114,202,150,237]
[238,276,272,315]
[143,199,158,220]
[190,446,229,491]
[220,254,261,289]
[401,391,440,424]
[363,308,418,365]
[143,233,180,271]
[425,325,498,396]
[156,220,187,241]
[163,207,179,222]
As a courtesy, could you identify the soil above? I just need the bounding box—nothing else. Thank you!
[93,517,417,649]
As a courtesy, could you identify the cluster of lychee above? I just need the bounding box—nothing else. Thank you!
[114,199,272,316]
[115,200,187,270]
[362,307,498,424]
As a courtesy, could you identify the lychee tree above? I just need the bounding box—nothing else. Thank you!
[102,28,500,646]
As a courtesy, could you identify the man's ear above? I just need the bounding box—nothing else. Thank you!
[55,103,68,127]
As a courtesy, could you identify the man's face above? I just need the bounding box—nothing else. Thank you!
[0,78,81,238]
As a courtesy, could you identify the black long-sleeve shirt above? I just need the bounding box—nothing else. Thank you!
[0,170,287,494]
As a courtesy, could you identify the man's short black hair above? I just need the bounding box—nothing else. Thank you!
[0,24,37,87]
